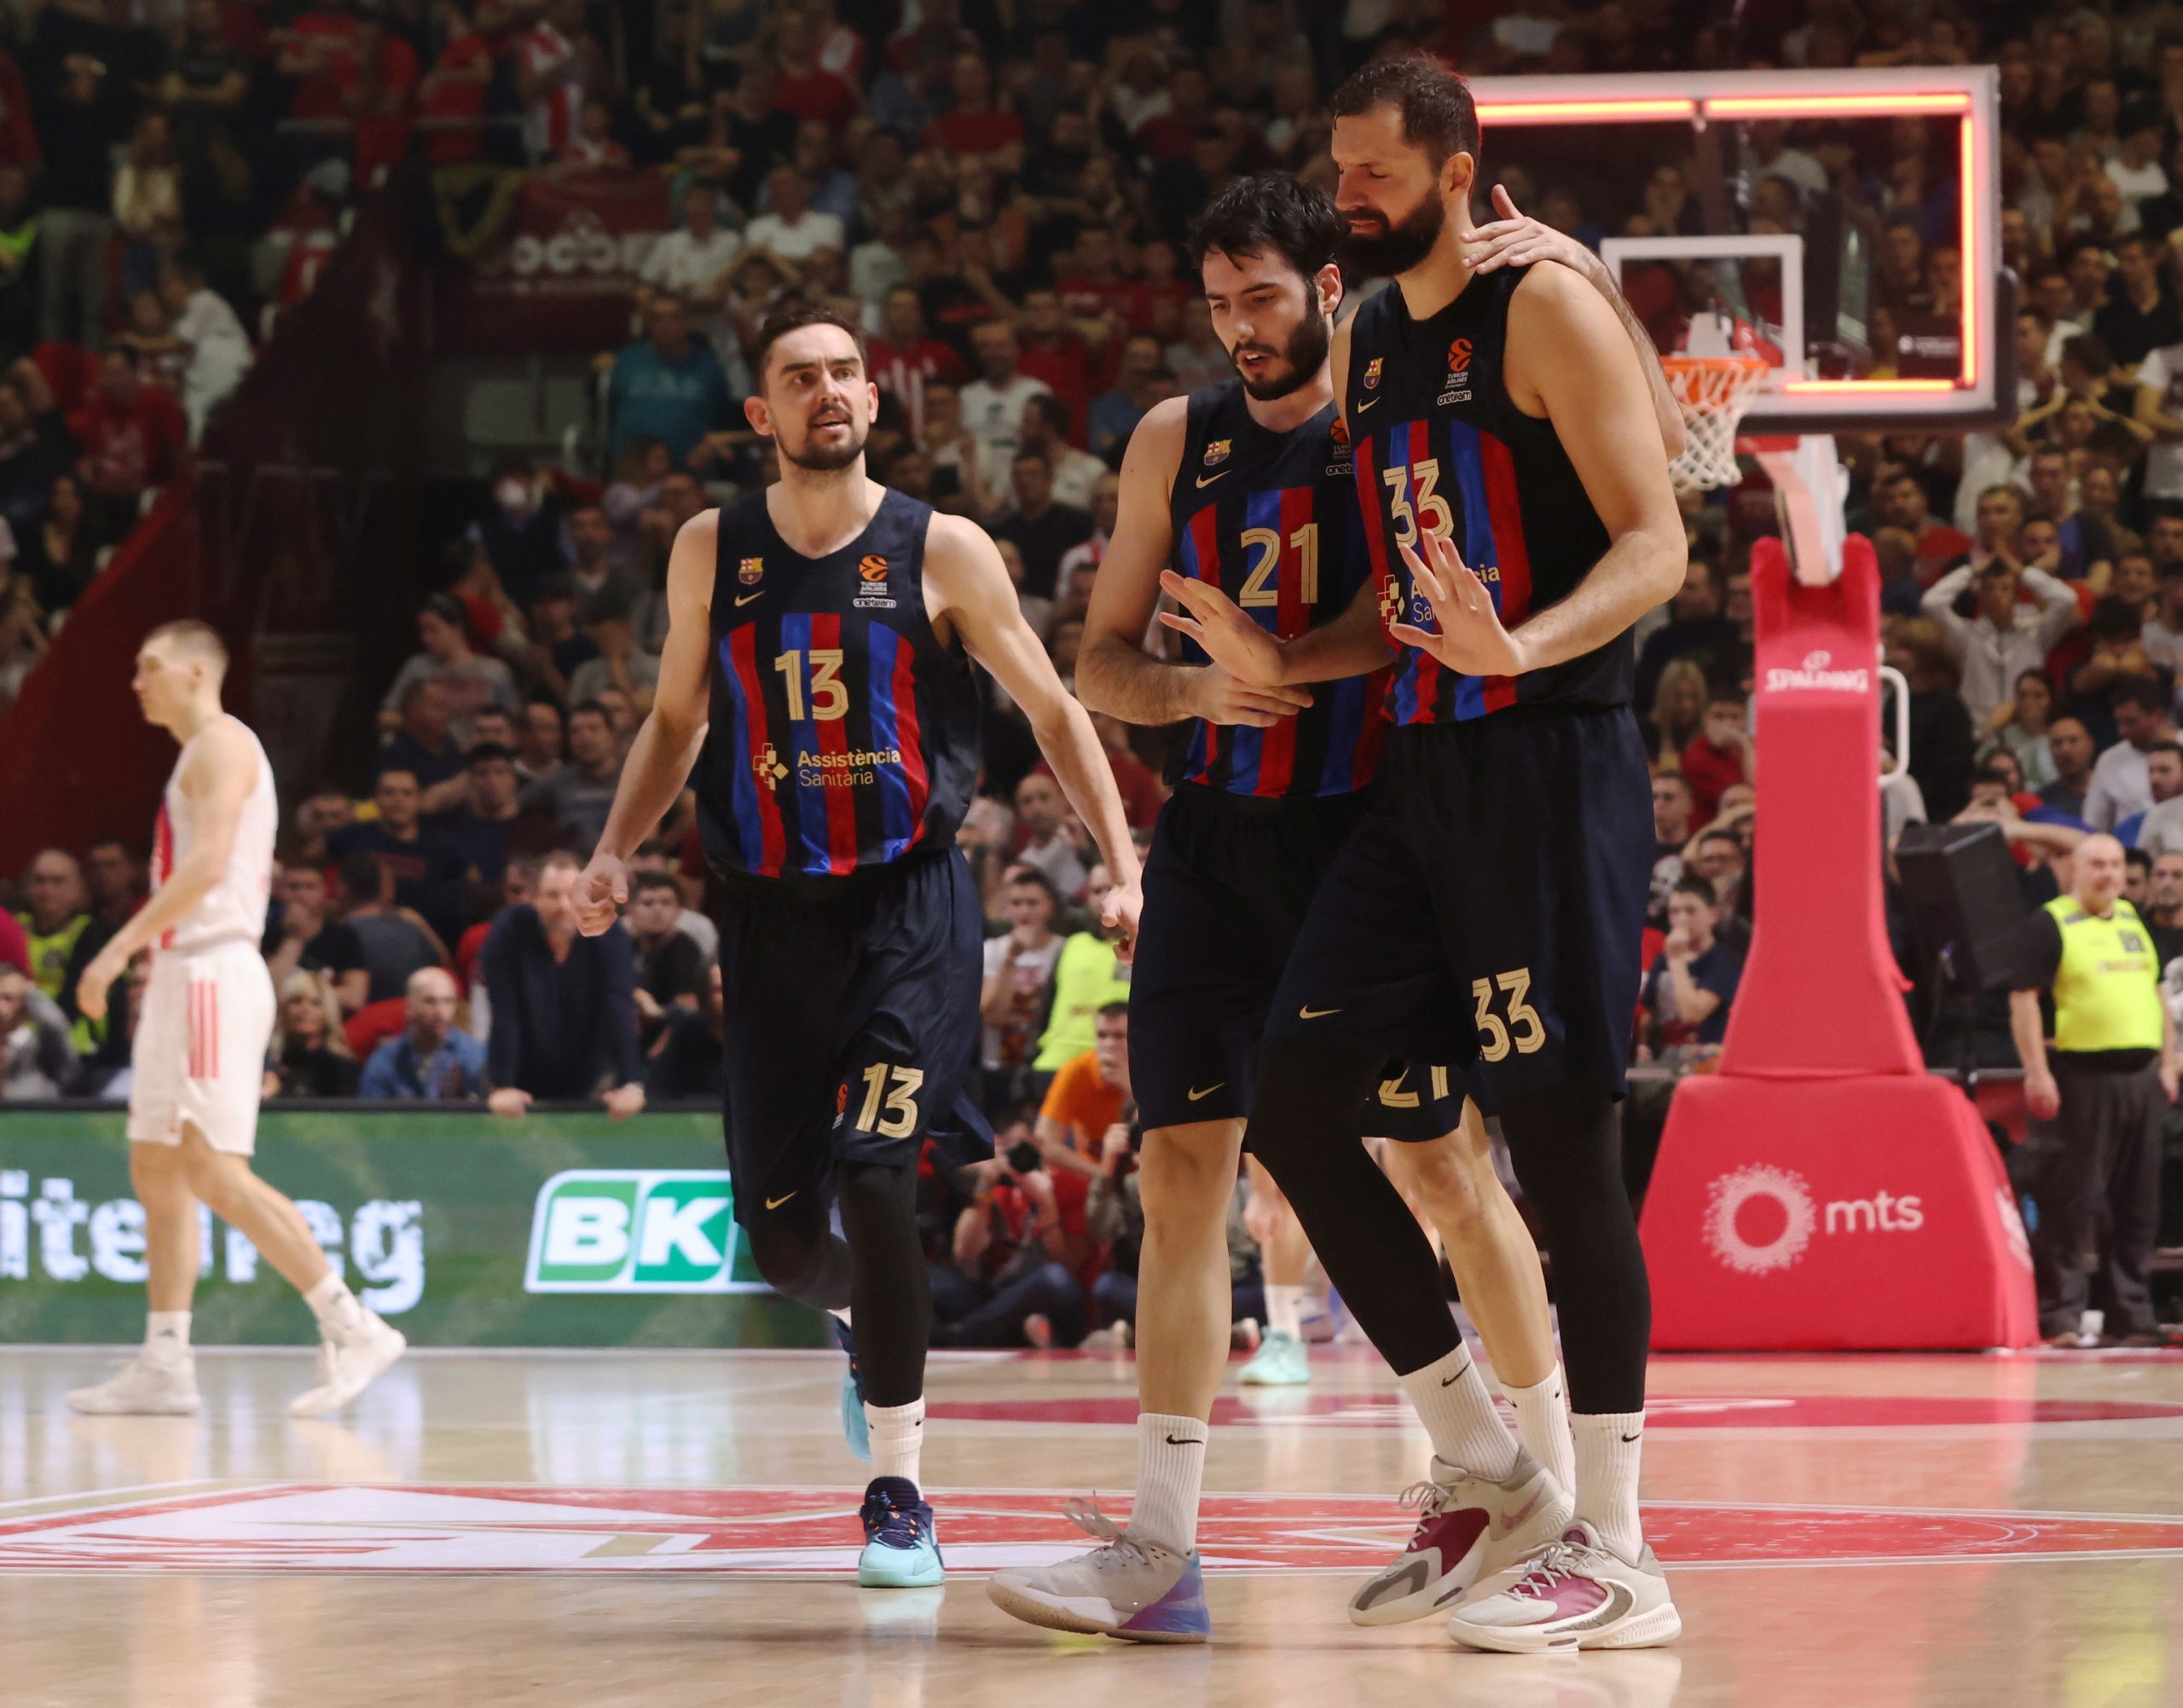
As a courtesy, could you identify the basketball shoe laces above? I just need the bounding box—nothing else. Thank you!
[860,1482,924,1549]
[1502,1535,1589,1602]
[1394,1476,1467,1550]
[1060,1497,1167,1573]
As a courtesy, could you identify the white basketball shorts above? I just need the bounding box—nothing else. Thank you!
[129,941,275,1155]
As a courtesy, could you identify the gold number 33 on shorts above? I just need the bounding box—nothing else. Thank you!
[1471,969,1547,1063]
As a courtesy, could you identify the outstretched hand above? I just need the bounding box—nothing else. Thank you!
[575,852,629,936]
[1387,530,1526,678]
[1158,570,1294,691]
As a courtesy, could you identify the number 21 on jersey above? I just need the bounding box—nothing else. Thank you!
[1235,522,1319,611]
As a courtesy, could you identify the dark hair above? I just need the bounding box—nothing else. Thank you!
[1698,827,1744,850]
[2113,675,2167,715]
[2087,595,2145,644]
[2060,331,2112,373]
[1974,761,2018,789]
[1005,867,1061,907]
[1671,875,1719,906]
[568,697,612,727]
[1330,55,1478,170]
[1096,1000,1130,1021]
[2127,847,2153,875]
[630,870,682,900]
[750,304,867,389]
[2149,740,2183,764]
[2015,667,2053,692]
[337,852,386,906]
[1024,391,1073,436]
[1013,446,1051,471]
[467,742,516,767]
[420,592,467,629]
[1185,171,1345,283]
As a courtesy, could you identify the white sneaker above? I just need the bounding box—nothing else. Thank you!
[67,1352,201,1416]
[1445,1520,1682,1653]
[1347,1445,1571,1626]
[987,1500,1210,1642]
[290,1311,407,1418]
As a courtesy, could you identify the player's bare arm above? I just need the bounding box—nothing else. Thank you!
[924,510,1144,952]
[1390,261,1684,675]
[576,511,717,934]
[77,718,255,1021]
[1076,397,1314,728]
[1468,184,1684,460]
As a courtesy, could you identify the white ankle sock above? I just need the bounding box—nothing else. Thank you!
[1572,1410,1645,1560]
[866,1398,925,1485]
[828,1306,852,1329]
[304,1274,364,1336]
[1399,1346,1517,1479]
[144,1311,191,1364]
[1132,1413,1207,1551]
[1501,1364,1575,1495]
[1264,1284,1305,1342]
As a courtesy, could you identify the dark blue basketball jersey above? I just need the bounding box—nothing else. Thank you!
[697,488,981,880]
[1343,266,1628,725]
[1166,382,1390,798]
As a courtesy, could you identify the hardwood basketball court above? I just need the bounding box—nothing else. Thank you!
[4,1342,2180,1706]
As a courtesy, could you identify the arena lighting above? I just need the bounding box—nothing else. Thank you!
[1782,379,1960,394]
[1702,92,1972,119]
[1960,114,1980,390]
[1473,97,1698,124]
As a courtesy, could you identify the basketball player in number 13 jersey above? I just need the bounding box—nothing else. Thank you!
[71,622,407,1421]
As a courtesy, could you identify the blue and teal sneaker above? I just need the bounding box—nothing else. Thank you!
[857,1475,945,1588]
[987,1499,1212,1643]
[832,1317,870,1462]
[1237,1329,1311,1387]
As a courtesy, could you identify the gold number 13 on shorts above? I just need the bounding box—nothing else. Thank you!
[1471,969,1546,1062]
[856,1063,925,1137]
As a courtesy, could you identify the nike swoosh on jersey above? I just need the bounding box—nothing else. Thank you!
[1194,469,1232,489]
[735,591,764,606]
[1186,1082,1226,1102]
[764,1191,796,1209]
[1298,1005,1342,1019]
[1352,395,1381,413]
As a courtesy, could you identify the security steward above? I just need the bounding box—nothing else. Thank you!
[2009,833,2178,1345]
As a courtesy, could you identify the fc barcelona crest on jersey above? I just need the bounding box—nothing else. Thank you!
[1203,439,1231,466]
[738,557,764,586]
[1363,357,1384,390]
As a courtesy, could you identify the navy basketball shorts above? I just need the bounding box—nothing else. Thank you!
[715,846,993,1227]
[1264,706,1653,1112]
[1129,783,1462,1140]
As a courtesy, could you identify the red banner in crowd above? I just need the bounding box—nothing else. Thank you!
[435,171,672,356]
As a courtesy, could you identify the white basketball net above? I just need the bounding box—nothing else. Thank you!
[1662,355,1772,494]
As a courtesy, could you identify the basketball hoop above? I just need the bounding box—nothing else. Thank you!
[1661,354,1771,495]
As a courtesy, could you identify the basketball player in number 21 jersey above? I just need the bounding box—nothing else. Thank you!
[1167,60,1690,1652]
[571,305,1143,1590]
[71,622,408,1420]
[989,172,1682,1642]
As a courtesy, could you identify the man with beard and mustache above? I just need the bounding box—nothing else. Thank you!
[987,171,1674,1645]
[570,304,1144,1591]
[1161,60,1688,1653]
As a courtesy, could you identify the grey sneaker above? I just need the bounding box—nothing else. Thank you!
[67,1352,200,1416]
[290,1310,406,1417]
[1348,1445,1571,1627]
[987,1499,1212,1643]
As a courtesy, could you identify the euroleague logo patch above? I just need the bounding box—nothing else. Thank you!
[1446,337,1473,378]
[853,553,896,611]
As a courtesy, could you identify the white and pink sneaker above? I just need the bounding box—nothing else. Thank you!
[1347,1445,1571,1627]
[1445,1520,1682,1653]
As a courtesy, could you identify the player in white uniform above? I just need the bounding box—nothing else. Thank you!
[68,621,408,1418]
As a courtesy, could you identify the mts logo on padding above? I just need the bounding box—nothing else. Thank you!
[524,1172,768,1294]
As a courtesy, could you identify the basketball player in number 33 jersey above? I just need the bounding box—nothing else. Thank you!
[69,622,407,1421]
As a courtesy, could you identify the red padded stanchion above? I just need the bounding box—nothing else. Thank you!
[1638,534,2039,1349]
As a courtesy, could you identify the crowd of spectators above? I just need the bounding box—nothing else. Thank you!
[27,2,2183,1335]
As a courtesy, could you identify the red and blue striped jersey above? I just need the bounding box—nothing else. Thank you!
[1345,266,1627,725]
[697,488,981,882]
[1166,382,1391,798]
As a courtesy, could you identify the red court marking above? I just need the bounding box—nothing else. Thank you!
[3,1484,2182,1574]
[926,1393,2183,1430]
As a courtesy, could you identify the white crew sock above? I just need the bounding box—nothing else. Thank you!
[1265,1284,1305,1342]
[1571,1410,1645,1560]
[1132,1413,1208,1552]
[1501,1364,1575,1496]
[144,1311,191,1366]
[866,1398,925,1485]
[304,1273,365,1337]
[1398,1346,1518,1479]
[828,1306,852,1329]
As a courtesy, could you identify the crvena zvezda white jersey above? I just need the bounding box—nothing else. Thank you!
[150,715,277,953]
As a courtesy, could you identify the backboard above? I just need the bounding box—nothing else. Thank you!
[1464,67,2006,437]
